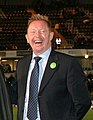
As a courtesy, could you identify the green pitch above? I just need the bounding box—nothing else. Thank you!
[13,107,93,120]
[83,108,93,120]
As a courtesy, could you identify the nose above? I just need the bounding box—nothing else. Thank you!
[35,31,40,37]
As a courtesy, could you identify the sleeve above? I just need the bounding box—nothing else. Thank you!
[67,58,91,120]
[0,69,13,120]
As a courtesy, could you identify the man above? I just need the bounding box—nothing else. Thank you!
[0,65,13,120]
[16,14,91,120]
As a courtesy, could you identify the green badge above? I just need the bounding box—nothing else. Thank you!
[50,62,56,69]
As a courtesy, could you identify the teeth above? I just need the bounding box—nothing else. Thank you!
[35,41,40,42]
[35,41,41,43]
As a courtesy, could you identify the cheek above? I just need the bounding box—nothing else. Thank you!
[42,33,49,40]
[28,35,33,41]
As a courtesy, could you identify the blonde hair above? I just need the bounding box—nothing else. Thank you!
[28,14,52,31]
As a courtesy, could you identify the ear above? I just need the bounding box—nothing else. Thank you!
[50,32,54,41]
[25,34,29,43]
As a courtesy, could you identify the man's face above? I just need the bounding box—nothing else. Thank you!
[26,20,54,55]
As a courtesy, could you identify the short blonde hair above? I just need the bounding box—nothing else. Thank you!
[28,14,52,31]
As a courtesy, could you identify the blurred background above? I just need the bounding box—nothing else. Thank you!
[0,0,93,119]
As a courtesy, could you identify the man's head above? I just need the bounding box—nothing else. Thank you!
[25,14,54,55]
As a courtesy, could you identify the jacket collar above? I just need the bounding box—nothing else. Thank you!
[39,50,59,95]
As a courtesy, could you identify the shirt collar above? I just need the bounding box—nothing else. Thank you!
[32,47,51,60]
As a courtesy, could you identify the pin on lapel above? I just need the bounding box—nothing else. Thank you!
[50,62,57,69]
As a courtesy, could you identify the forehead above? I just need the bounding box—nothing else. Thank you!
[28,20,48,29]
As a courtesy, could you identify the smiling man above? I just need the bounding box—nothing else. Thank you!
[16,14,91,120]
[26,15,54,55]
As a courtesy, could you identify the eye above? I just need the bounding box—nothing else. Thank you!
[40,30,45,33]
[30,31,36,34]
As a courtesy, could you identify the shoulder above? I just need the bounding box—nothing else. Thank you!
[17,54,32,68]
[52,49,76,60]
[52,50,80,65]
[18,54,32,63]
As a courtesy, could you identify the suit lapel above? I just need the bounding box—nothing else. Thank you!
[39,50,59,94]
[21,55,32,108]
[22,55,32,89]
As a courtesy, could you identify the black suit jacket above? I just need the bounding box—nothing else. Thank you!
[16,50,91,120]
[0,65,13,120]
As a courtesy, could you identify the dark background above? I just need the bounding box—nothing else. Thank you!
[0,0,93,6]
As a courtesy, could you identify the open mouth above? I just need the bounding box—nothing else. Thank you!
[35,40,42,44]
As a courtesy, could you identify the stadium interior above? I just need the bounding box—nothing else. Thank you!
[0,0,93,115]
